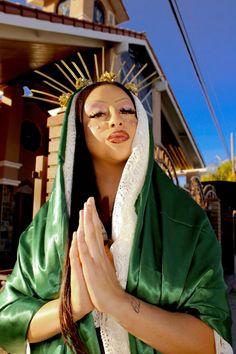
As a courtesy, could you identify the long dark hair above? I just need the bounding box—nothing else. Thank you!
[59,82,135,353]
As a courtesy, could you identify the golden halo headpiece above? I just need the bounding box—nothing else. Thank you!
[23,48,161,110]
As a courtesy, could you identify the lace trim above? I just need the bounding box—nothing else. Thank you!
[94,95,150,353]
[63,93,149,353]
[111,95,149,287]
[26,340,31,354]
[63,92,80,216]
[214,331,233,354]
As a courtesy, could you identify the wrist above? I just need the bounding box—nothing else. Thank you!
[105,289,129,318]
[107,291,142,327]
[72,306,91,322]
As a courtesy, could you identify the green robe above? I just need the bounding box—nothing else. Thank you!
[0,94,232,353]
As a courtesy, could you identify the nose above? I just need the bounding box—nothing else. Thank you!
[109,107,123,128]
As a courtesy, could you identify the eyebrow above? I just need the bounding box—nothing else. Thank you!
[86,97,133,104]
[115,97,133,103]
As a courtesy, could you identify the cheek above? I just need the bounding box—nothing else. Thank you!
[88,124,101,134]
[85,123,105,143]
[128,119,138,133]
[131,120,138,126]
[83,120,101,156]
[127,117,138,125]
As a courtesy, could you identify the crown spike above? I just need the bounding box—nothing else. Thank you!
[34,70,73,93]
[94,54,100,81]
[138,75,161,93]
[43,80,67,94]
[121,64,136,84]
[55,63,76,88]
[116,61,126,79]
[71,62,85,79]
[31,89,59,99]
[129,63,148,84]
[61,60,79,81]
[77,52,92,81]
[22,95,59,105]
[110,53,117,73]
[137,71,158,87]
[27,50,161,108]
[102,47,105,74]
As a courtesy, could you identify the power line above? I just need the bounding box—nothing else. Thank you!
[167,0,230,159]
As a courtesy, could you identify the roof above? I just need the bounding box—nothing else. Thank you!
[109,0,129,24]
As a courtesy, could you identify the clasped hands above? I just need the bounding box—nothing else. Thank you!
[69,197,124,321]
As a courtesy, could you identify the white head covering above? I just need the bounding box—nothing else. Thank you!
[62,86,150,354]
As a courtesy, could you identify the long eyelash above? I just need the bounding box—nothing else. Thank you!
[89,108,136,118]
[120,108,136,114]
[89,112,105,118]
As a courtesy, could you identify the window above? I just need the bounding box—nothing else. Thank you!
[57,0,70,16]
[20,121,41,152]
[93,0,105,24]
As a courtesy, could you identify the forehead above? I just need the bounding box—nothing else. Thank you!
[85,84,133,105]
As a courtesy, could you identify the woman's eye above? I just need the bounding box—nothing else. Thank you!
[89,111,106,118]
[120,108,136,115]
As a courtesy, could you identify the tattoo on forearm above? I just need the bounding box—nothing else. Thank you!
[131,298,141,314]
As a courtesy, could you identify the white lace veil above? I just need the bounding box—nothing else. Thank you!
[62,86,150,354]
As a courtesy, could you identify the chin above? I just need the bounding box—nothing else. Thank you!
[110,155,131,165]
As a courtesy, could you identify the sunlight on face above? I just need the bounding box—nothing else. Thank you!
[82,84,137,165]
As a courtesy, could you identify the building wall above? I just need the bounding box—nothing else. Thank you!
[0,85,23,185]
[18,102,48,184]
[42,0,117,25]
[0,85,49,270]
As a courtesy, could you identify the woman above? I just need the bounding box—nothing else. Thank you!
[0,81,233,354]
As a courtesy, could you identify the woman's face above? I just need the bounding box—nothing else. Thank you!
[82,84,137,165]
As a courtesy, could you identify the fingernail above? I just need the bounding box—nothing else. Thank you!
[87,197,94,205]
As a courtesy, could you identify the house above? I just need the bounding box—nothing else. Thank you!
[0,0,204,269]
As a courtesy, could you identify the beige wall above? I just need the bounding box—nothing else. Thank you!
[43,0,57,13]
[71,0,115,23]
[43,0,117,25]
[82,0,94,21]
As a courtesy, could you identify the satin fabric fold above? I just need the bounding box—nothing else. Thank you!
[126,160,232,353]
[78,137,232,353]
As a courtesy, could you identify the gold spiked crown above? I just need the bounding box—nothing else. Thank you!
[23,48,161,110]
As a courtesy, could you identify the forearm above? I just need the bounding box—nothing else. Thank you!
[27,299,61,343]
[28,296,90,344]
[109,293,215,354]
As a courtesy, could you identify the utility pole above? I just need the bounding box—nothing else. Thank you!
[231,132,235,176]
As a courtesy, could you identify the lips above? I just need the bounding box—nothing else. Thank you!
[107,130,130,144]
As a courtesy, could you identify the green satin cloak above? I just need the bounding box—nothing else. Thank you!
[0,94,232,353]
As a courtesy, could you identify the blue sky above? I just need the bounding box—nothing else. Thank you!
[122,0,236,166]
